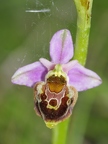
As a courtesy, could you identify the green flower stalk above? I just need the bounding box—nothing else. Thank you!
[74,0,93,65]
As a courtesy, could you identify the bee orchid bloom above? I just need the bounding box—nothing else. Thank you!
[11,29,102,128]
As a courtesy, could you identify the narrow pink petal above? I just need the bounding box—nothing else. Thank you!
[68,63,102,91]
[50,29,74,64]
[62,60,78,73]
[11,62,47,87]
[39,58,55,70]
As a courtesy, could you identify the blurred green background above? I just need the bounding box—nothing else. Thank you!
[0,0,108,144]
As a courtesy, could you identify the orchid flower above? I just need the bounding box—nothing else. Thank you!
[11,29,102,128]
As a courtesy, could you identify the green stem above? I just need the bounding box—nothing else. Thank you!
[52,0,93,144]
[73,0,93,66]
[52,119,70,144]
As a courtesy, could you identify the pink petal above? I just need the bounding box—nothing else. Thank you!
[11,62,47,87]
[39,58,55,71]
[68,63,102,91]
[62,60,78,73]
[50,29,74,64]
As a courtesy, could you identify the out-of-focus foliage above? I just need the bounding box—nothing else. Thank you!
[0,0,108,144]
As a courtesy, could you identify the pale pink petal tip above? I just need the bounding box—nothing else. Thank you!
[50,29,74,64]
[11,62,47,87]
[68,63,102,91]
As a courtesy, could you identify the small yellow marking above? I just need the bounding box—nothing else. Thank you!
[45,121,58,129]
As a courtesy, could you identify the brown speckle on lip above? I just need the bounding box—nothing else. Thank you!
[49,99,57,107]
